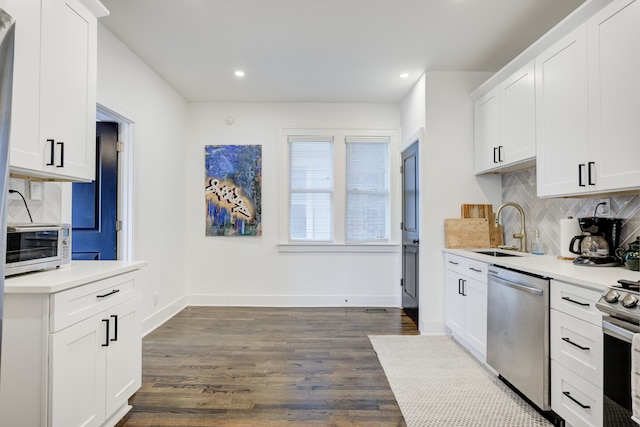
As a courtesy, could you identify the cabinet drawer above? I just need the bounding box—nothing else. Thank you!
[445,254,466,275]
[550,280,603,326]
[445,254,487,280]
[551,309,603,388]
[551,360,602,427]
[463,258,487,280]
[50,272,138,332]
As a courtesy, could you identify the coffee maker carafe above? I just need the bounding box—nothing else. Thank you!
[569,216,622,266]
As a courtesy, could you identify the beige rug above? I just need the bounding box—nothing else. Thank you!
[369,335,552,427]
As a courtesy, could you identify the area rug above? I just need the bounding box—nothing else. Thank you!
[369,335,552,427]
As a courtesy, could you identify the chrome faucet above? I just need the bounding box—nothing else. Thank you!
[495,202,527,252]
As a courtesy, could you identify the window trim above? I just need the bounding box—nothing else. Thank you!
[279,128,399,253]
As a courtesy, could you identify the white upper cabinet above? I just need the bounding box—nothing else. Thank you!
[5,0,107,182]
[474,89,500,173]
[535,25,589,197]
[587,0,640,193]
[537,0,640,197]
[474,61,536,174]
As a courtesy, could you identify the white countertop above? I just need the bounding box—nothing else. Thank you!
[444,248,640,292]
[4,260,148,294]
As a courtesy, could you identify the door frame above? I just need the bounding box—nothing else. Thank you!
[61,103,136,261]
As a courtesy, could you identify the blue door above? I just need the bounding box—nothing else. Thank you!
[72,122,118,260]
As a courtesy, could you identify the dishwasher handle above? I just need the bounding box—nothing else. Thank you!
[489,274,544,296]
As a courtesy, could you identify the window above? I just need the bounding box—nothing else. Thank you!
[346,137,389,242]
[285,131,391,244]
[289,136,333,241]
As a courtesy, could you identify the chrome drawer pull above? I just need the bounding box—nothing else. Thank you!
[97,289,120,299]
[562,337,590,351]
[562,296,589,307]
[448,261,459,265]
[562,391,591,409]
[469,267,482,272]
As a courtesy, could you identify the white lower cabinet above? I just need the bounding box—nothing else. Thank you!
[444,254,488,361]
[0,269,142,427]
[550,279,603,427]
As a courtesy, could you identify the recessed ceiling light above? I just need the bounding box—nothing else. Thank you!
[400,73,409,79]
[235,70,245,77]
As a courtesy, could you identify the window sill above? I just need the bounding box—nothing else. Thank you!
[277,243,401,254]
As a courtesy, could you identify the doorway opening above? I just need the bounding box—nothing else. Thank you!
[67,104,135,261]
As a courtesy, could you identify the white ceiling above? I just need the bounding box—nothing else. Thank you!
[99,0,585,103]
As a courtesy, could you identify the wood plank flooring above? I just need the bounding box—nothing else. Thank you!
[116,306,418,427]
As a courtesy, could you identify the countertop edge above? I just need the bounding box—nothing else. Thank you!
[4,260,148,294]
[443,248,640,292]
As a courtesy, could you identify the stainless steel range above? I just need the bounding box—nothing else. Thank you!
[595,279,640,427]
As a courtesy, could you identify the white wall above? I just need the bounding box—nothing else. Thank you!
[400,71,501,333]
[185,103,403,307]
[96,24,190,333]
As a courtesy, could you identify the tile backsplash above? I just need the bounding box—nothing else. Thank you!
[500,168,640,256]
[7,178,62,224]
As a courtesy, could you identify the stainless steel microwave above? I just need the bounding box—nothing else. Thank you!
[5,224,71,276]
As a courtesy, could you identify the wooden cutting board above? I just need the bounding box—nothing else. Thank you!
[461,204,493,219]
[444,218,491,248]
[453,204,505,248]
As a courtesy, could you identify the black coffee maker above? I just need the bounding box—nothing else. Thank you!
[570,216,622,266]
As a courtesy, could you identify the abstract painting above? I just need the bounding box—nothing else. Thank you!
[205,145,262,236]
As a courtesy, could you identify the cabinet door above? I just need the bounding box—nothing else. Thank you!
[49,312,107,427]
[588,0,640,193]
[474,89,500,173]
[445,271,465,337]
[105,296,142,418]
[536,24,589,197]
[39,0,97,181]
[464,277,487,358]
[501,61,536,167]
[3,0,43,173]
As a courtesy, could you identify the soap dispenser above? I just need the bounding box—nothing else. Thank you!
[531,229,544,255]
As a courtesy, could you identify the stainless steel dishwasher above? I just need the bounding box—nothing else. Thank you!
[487,265,551,411]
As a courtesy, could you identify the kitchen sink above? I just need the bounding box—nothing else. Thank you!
[468,250,523,257]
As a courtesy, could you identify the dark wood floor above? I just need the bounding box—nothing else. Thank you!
[116,306,418,427]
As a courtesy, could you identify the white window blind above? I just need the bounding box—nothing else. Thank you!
[345,137,390,242]
[289,136,334,241]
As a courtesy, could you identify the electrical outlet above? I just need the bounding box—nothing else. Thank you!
[153,293,159,306]
[30,181,43,201]
[596,198,611,217]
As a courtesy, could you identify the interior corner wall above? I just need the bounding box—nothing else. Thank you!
[185,102,402,307]
[96,24,190,333]
[401,71,501,334]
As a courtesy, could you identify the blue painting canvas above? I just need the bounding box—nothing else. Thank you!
[205,145,262,236]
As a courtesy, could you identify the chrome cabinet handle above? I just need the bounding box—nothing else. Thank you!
[469,267,482,273]
[562,391,591,409]
[561,337,590,351]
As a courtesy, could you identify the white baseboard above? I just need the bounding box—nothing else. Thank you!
[142,295,188,337]
[418,320,447,335]
[187,294,401,307]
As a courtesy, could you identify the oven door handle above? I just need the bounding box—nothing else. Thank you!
[602,319,635,343]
